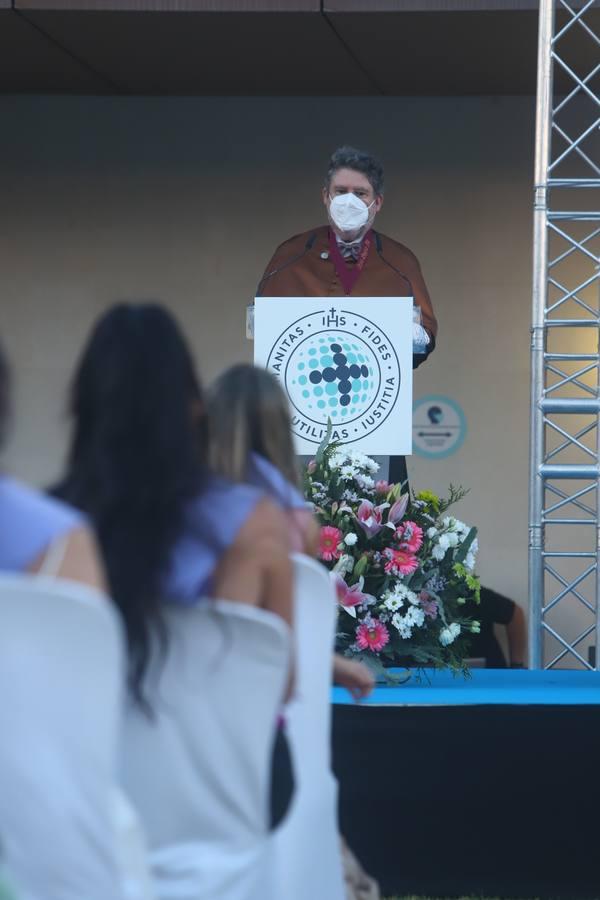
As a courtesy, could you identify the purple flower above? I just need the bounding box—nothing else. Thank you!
[419,591,439,620]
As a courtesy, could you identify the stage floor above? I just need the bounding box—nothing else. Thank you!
[331,669,600,899]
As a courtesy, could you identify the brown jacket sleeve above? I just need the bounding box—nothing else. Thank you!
[381,236,437,369]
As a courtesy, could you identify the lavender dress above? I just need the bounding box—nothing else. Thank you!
[0,476,82,573]
[247,454,313,553]
[163,476,264,605]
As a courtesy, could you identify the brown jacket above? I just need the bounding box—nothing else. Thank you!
[258,225,437,366]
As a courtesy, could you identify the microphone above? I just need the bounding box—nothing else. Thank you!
[255,232,317,297]
[373,230,413,295]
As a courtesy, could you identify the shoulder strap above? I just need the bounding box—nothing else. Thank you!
[37,533,70,578]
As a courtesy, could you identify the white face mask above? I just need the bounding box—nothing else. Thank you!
[329,193,375,233]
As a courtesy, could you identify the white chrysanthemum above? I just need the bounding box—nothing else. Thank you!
[329,451,347,470]
[432,544,446,561]
[347,449,365,465]
[384,595,403,612]
[400,585,417,603]
[339,465,357,481]
[344,532,358,546]
[392,613,413,639]
[465,552,476,572]
[438,533,451,551]
[427,526,438,538]
[355,473,375,490]
[383,583,419,609]
[406,606,426,628]
[446,532,459,548]
[439,622,461,646]
[364,456,380,475]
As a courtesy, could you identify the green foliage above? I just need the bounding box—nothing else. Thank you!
[304,442,481,672]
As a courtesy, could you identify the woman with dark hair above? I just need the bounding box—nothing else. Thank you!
[52,303,292,706]
[0,341,105,587]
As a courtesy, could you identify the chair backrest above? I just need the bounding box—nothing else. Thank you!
[119,600,290,855]
[286,554,337,776]
[0,573,128,900]
[266,554,345,900]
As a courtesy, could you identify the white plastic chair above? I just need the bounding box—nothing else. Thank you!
[0,573,153,900]
[119,599,291,900]
[268,553,346,900]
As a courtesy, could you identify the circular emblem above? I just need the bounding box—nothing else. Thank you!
[412,395,467,458]
[266,309,401,446]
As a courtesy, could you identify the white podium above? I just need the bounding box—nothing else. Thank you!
[252,296,413,456]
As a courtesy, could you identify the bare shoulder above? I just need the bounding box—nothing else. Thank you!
[28,524,108,594]
[238,497,290,551]
[304,514,320,557]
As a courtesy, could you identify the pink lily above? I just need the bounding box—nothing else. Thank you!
[334,574,371,619]
[356,499,388,538]
[375,479,391,495]
[388,493,409,525]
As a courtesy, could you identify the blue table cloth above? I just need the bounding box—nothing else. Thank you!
[332,667,600,706]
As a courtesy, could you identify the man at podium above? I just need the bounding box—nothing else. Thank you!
[257,145,438,483]
[258,145,437,368]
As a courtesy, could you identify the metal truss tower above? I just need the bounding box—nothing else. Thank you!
[530,0,600,668]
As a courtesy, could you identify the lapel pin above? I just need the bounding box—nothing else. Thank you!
[320,251,329,260]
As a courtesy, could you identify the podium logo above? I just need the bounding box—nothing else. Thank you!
[267,308,401,445]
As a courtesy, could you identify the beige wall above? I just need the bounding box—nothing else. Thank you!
[0,94,536,623]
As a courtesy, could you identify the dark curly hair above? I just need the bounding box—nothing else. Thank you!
[325,145,384,196]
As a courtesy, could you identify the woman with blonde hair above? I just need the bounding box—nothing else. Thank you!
[207,363,380,900]
[207,363,374,701]
[207,363,317,554]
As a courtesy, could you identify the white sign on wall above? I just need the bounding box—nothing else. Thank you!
[254,296,413,455]
[412,394,467,458]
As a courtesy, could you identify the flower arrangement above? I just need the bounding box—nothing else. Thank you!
[304,441,481,677]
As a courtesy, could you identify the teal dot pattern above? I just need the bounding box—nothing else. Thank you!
[287,333,378,423]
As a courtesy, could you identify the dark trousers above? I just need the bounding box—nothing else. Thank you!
[389,455,409,491]
[269,726,294,829]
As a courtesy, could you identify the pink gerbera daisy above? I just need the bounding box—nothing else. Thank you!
[396,521,424,554]
[383,548,419,577]
[319,525,343,561]
[356,619,390,652]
